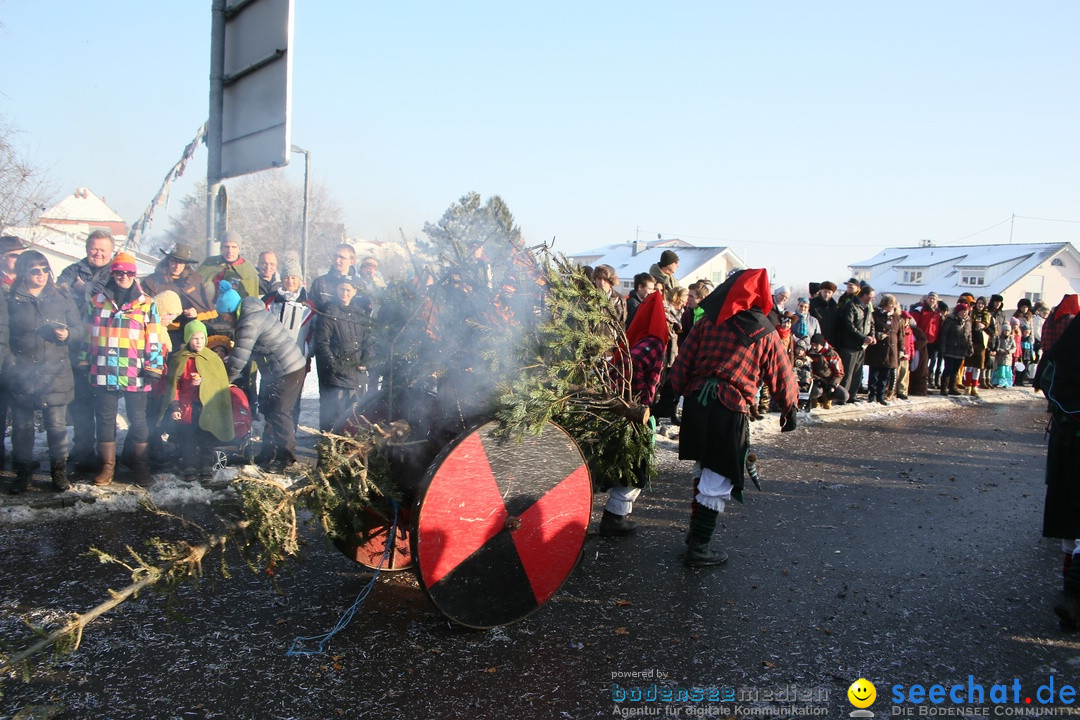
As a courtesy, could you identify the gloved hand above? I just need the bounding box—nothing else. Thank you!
[780,406,798,432]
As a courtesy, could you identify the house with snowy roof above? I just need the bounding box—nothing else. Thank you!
[2,188,156,275]
[565,238,745,294]
[848,242,1080,309]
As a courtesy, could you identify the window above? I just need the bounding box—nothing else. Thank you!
[1024,291,1043,303]
[960,270,986,286]
[899,270,923,284]
[853,269,870,282]
[1052,258,1065,267]
[1026,274,1044,303]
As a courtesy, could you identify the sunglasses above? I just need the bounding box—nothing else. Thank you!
[112,270,137,278]
[29,267,48,276]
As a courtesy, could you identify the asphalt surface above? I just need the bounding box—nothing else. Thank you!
[1,389,1075,720]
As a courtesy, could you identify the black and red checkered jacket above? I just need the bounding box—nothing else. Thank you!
[670,315,799,414]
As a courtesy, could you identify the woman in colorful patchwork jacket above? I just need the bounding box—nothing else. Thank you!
[82,252,165,487]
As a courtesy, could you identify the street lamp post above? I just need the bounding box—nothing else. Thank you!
[291,144,311,280]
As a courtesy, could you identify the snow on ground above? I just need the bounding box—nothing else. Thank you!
[0,380,1044,527]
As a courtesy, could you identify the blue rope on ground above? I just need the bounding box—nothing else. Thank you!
[286,500,400,657]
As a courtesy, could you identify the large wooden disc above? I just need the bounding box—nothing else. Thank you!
[412,420,592,628]
[333,504,413,571]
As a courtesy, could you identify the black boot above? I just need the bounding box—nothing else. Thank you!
[9,462,31,495]
[599,510,637,537]
[1055,552,1080,630]
[684,502,728,568]
[51,458,70,491]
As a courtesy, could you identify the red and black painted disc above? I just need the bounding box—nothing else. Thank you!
[333,504,413,571]
[412,420,592,628]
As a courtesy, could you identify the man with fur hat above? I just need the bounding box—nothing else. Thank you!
[669,269,799,567]
[809,281,839,346]
[649,249,680,294]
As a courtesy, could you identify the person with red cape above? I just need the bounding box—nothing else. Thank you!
[669,269,799,567]
[599,291,669,537]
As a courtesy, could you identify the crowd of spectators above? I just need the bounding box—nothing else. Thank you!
[1,229,384,494]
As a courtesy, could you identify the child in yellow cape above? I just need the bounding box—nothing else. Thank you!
[161,319,235,481]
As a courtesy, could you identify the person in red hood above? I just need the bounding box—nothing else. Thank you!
[669,269,799,568]
[1041,294,1079,357]
[599,291,668,537]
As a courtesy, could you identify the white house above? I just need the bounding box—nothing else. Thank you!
[848,242,1080,309]
[3,188,157,276]
[565,238,746,294]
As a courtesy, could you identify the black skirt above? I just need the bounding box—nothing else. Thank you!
[1043,415,1080,539]
[678,396,749,492]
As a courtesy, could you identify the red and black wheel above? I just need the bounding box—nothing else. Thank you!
[333,502,413,571]
[411,420,592,628]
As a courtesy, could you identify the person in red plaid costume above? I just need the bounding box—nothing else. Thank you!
[670,268,799,567]
[600,291,668,537]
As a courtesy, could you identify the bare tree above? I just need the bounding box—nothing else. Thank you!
[0,116,55,228]
[156,169,345,282]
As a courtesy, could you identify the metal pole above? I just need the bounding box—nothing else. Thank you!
[207,0,226,258]
[291,144,310,280]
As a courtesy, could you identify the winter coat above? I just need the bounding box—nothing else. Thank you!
[161,347,235,443]
[310,269,367,314]
[57,258,111,315]
[226,296,307,382]
[808,341,845,387]
[864,308,900,369]
[940,312,973,359]
[5,285,83,407]
[263,288,316,358]
[83,283,166,392]
[809,295,838,345]
[967,307,991,368]
[198,255,260,301]
[648,263,677,294]
[838,300,873,351]
[142,263,216,319]
[315,298,372,389]
[913,305,942,345]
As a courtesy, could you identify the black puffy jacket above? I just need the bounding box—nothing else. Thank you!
[226,296,307,382]
[5,285,83,406]
[315,299,371,388]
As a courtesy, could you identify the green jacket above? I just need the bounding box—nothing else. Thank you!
[161,346,236,443]
[198,256,260,300]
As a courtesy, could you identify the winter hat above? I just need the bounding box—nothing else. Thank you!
[338,274,359,289]
[819,281,837,292]
[0,236,27,255]
[153,290,183,318]
[809,333,826,345]
[111,252,138,274]
[207,334,233,355]
[773,285,790,298]
[659,249,679,268]
[184,319,208,343]
[282,256,304,280]
[215,280,242,314]
[954,302,970,313]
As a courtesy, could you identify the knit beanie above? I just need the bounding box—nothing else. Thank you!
[659,249,679,268]
[184,319,208,343]
[111,252,138,274]
[282,256,304,280]
[215,280,242,314]
[153,290,182,318]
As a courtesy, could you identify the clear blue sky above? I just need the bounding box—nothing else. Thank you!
[2,1,1078,285]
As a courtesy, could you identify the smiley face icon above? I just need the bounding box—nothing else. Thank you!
[848,678,877,709]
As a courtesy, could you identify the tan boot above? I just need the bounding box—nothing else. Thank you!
[970,385,980,397]
[822,398,833,410]
[93,442,116,486]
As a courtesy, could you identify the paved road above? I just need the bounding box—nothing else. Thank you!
[2,391,1073,720]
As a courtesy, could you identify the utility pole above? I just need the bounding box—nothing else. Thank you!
[291,144,310,280]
